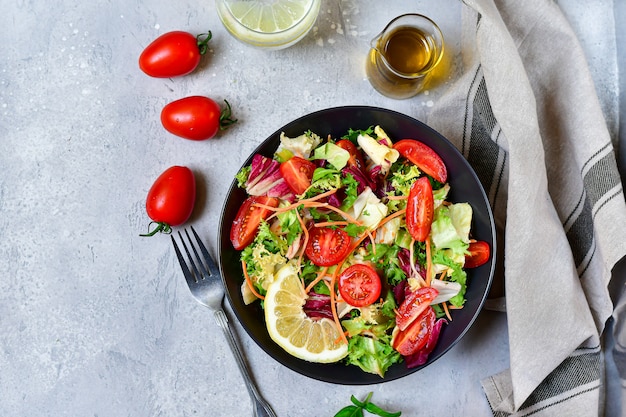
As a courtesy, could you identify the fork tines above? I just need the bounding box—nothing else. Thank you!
[171,226,217,285]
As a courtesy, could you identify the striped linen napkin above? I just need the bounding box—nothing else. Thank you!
[426,0,626,415]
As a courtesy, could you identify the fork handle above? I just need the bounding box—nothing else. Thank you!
[214,310,278,417]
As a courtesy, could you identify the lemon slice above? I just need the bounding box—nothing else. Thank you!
[217,0,321,49]
[264,263,348,363]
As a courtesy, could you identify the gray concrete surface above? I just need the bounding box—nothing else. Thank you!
[0,1,620,416]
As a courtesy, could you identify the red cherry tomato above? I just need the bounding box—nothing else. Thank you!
[395,286,438,331]
[406,177,434,242]
[338,263,382,307]
[139,31,211,78]
[465,240,491,268]
[161,96,237,141]
[393,306,436,356]
[142,166,196,236]
[230,196,279,251]
[393,139,448,183]
[336,139,366,171]
[279,156,316,195]
[305,227,352,267]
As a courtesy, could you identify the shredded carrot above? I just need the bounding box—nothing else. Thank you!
[241,260,265,300]
[442,302,452,321]
[324,278,348,345]
[257,200,362,226]
[385,195,409,200]
[376,208,407,230]
[308,202,361,224]
[314,221,349,228]
[409,237,419,279]
[300,188,338,203]
[294,208,308,272]
[425,238,433,286]
[448,305,464,310]
[305,266,328,293]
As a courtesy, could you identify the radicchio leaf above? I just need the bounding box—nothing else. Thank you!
[245,154,294,201]
[303,291,333,319]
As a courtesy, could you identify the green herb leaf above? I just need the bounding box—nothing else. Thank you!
[336,392,401,417]
[364,402,402,417]
[334,405,364,417]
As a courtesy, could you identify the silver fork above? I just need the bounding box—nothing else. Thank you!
[171,226,278,417]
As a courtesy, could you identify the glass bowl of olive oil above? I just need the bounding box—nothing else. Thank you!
[366,14,445,99]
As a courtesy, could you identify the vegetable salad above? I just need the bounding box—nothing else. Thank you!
[230,126,489,377]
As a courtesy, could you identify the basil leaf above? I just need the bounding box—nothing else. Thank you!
[364,402,402,417]
[333,405,364,417]
[350,394,366,408]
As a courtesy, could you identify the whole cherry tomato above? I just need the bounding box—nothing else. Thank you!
[230,196,279,250]
[280,156,316,195]
[338,263,382,307]
[393,139,448,183]
[465,240,491,268]
[139,31,212,78]
[305,227,352,267]
[406,177,434,242]
[161,96,237,141]
[141,166,196,236]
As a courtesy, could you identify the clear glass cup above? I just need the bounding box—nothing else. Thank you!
[216,0,321,50]
[366,14,445,99]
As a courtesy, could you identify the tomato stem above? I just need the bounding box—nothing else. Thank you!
[140,221,172,237]
[219,99,238,131]
[196,31,212,55]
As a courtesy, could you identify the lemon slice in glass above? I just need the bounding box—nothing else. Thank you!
[264,263,348,363]
[216,0,321,50]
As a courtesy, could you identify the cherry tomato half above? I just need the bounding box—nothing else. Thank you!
[338,263,382,307]
[139,31,211,78]
[230,196,279,251]
[280,156,316,195]
[395,286,438,331]
[305,227,352,267]
[142,166,196,236]
[406,177,434,242]
[393,306,436,356]
[393,139,448,183]
[161,96,237,141]
[336,139,366,171]
[465,240,491,268]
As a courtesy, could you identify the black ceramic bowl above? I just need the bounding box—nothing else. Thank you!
[218,106,496,384]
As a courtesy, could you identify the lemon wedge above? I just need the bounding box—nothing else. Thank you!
[264,263,348,363]
[216,0,321,49]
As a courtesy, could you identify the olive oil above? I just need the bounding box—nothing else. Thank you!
[366,15,444,99]
[384,27,435,74]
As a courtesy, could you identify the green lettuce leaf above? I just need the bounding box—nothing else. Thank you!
[345,335,402,377]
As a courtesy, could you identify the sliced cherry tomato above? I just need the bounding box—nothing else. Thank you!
[393,306,436,356]
[393,139,448,183]
[465,240,491,268]
[161,96,237,141]
[305,227,352,267]
[139,31,211,78]
[142,166,196,236]
[279,156,316,195]
[230,195,279,250]
[336,139,366,171]
[406,177,434,242]
[338,264,382,307]
[395,286,438,331]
